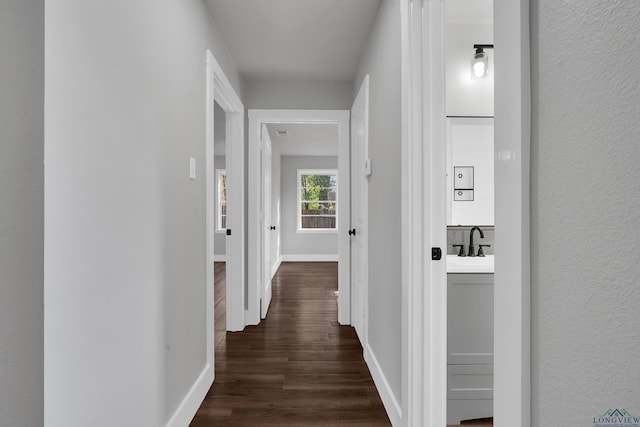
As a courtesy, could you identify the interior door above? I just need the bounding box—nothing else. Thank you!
[261,124,273,318]
[350,76,370,346]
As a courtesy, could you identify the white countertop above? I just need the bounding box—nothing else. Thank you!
[446,254,494,273]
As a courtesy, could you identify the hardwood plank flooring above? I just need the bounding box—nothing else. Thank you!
[214,262,226,348]
[191,262,391,426]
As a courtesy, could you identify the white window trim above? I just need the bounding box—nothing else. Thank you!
[216,169,227,233]
[296,169,338,233]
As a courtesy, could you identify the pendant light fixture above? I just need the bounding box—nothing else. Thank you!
[471,44,494,79]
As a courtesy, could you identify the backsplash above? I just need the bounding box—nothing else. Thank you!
[447,226,495,256]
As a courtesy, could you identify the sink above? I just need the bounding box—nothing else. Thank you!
[446,254,494,273]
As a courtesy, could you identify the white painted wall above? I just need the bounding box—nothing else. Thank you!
[0,1,44,426]
[353,0,403,404]
[447,118,494,226]
[446,22,494,117]
[245,81,354,110]
[531,1,640,425]
[280,156,339,257]
[44,1,243,426]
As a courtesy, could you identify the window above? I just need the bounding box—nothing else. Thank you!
[216,169,227,232]
[297,169,338,232]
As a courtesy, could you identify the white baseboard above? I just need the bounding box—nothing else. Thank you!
[213,254,227,262]
[164,364,213,427]
[271,256,282,279]
[280,254,339,262]
[365,344,402,426]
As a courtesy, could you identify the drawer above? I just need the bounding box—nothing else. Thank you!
[447,364,493,400]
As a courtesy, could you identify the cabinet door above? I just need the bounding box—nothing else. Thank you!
[447,273,494,365]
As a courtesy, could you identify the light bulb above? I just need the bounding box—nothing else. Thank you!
[473,61,486,78]
[471,49,489,79]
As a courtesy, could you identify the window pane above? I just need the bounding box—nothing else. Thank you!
[298,172,337,230]
[217,170,227,231]
[300,201,336,212]
[300,215,336,229]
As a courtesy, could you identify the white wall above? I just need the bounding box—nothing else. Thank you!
[245,81,353,110]
[0,1,44,426]
[280,156,339,258]
[446,22,494,117]
[353,0,403,404]
[531,1,640,425]
[44,1,244,426]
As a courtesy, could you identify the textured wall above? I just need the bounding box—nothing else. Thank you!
[531,1,640,425]
[0,1,44,426]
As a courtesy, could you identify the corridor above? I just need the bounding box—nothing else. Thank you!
[190,262,391,426]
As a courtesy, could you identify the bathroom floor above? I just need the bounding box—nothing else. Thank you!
[448,417,493,427]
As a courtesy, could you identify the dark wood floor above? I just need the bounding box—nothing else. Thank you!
[191,262,391,426]
[214,262,226,348]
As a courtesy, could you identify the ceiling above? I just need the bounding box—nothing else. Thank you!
[266,123,338,156]
[447,0,493,25]
[204,0,382,83]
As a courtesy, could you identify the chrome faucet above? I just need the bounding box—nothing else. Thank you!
[468,226,484,257]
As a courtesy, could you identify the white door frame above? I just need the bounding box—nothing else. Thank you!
[205,50,245,339]
[400,1,530,426]
[248,109,351,326]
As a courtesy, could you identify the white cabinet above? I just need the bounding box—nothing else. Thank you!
[447,273,494,425]
[446,117,494,226]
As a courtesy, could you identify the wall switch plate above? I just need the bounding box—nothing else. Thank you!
[189,157,196,180]
[454,166,474,190]
[454,189,474,201]
[364,158,372,176]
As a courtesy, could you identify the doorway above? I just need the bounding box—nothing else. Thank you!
[444,1,495,424]
[248,110,351,326]
[400,0,530,426]
[205,49,245,343]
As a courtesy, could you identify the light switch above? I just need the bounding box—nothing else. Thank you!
[454,166,473,190]
[189,157,196,180]
[364,158,372,176]
[454,189,474,201]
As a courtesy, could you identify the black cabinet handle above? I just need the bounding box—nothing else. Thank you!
[348,229,356,236]
[270,226,276,231]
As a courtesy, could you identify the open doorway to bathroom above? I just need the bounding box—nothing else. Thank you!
[444,1,495,426]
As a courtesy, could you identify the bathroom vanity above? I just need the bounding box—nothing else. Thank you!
[447,255,494,425]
